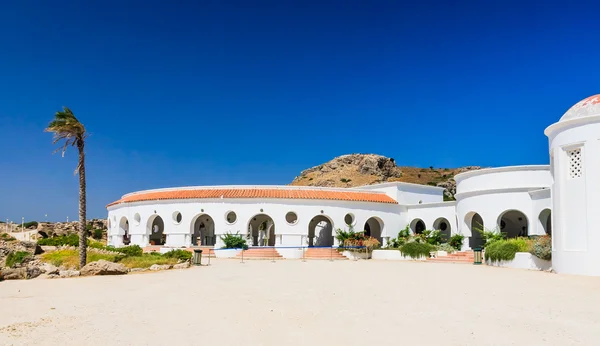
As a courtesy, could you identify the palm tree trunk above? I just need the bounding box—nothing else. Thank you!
[77,139,87,269]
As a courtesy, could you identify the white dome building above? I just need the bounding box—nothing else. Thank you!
[104,94,599,275]
[545,95,600,276]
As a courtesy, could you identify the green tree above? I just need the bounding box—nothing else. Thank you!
[45,107,88,269]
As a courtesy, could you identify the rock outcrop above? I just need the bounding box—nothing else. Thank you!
[290,154,482,199]
[80,260,128,276]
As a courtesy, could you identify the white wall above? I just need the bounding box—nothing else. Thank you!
[546,116,600,276]
[107,197,401,248]
[455,166,552,249]
[357,182,445,205]
[454,166,551,195]
[406,202,457,236]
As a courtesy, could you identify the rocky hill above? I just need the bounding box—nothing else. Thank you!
[289,154,482,200]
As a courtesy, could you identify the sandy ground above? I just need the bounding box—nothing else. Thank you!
[1,259,600,346]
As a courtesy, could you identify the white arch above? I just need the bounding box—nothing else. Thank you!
[497,209,528,238]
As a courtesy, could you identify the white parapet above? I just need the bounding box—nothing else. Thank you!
[371,249,427,261]
[485,252,551,271]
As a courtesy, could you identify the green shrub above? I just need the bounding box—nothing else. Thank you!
[109,245,143,257]
[424,230,444,245]
[220,232,248,249]
[474,225,506,249]
[93,229,104,240]
[162,249,192,262]
[5,251,31,268]
[400,242,434,259]
[530,236,552,260]
[22,221,38,229]
[37,234,80,246]
[436,243,455,253]
[509,237,533,252]
[0,233,17,241]
[340,178,352,183]
[484,240,520,262]
[448,234,464,251]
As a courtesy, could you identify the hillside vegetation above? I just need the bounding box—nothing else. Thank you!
[289,154,482,200]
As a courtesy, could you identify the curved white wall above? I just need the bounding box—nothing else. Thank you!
[107,198,401,248]
[455,165,551,195]
[455,166,552,250]
[545,116,600,276]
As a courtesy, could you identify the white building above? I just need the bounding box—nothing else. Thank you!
[107,94,599,276]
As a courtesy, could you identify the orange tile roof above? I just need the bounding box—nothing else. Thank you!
[106,188,397,207]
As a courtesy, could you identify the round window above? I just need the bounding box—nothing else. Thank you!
[173,211,182,224]
[226,211,237,224]
[440,222,448,231]
[134,213,141,225]
[344,213,355,226]
[286,212,298,225]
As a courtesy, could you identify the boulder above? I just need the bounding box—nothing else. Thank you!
[149,264,172,271]
[59,270,80,278]
[1,267,27,280]
[80,260,128,276]
[173,262,190,269]
[26,266,42,279]
[40,263,59,275]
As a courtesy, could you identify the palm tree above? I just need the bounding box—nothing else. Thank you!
[45,107,88,269]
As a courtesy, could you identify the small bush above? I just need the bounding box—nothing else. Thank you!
[162,249,192,262]
[530,236,552,260]
[5,251,31,268]
[400,242,435,259]
[510,237,533,253]
[111,245,143,257]
[22,221,38,229]
[484,240,520,262]
[340,178,352,183]
[424,230,444,245]
[220,232,248,249]
[436,243,455,253]
[93,229,104,240]
[448,234,464,251]
[0,233,16,241]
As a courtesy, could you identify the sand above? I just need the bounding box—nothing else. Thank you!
[1,259,600,346]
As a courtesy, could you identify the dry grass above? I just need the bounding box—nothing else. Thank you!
[40,249,124,269]
[118,254,179,268]
[291,165,464,188]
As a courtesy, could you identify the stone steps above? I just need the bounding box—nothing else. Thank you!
[235,248,284,260]
[304,248,347,260]
[427,251,474,264]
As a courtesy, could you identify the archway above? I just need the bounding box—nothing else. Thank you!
[191,214,215,246]
[498,210,528,238]
[248,214,275,246]
[410,219,426,234]
[119,217,130,245]
[466,212,484,249]
[433,217,451,241]
[364,217,383,243]
[539,209,552,236]
[147,215,166,245]
[308,215,334,247]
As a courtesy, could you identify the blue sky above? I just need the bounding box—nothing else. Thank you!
[1,0,599,222]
